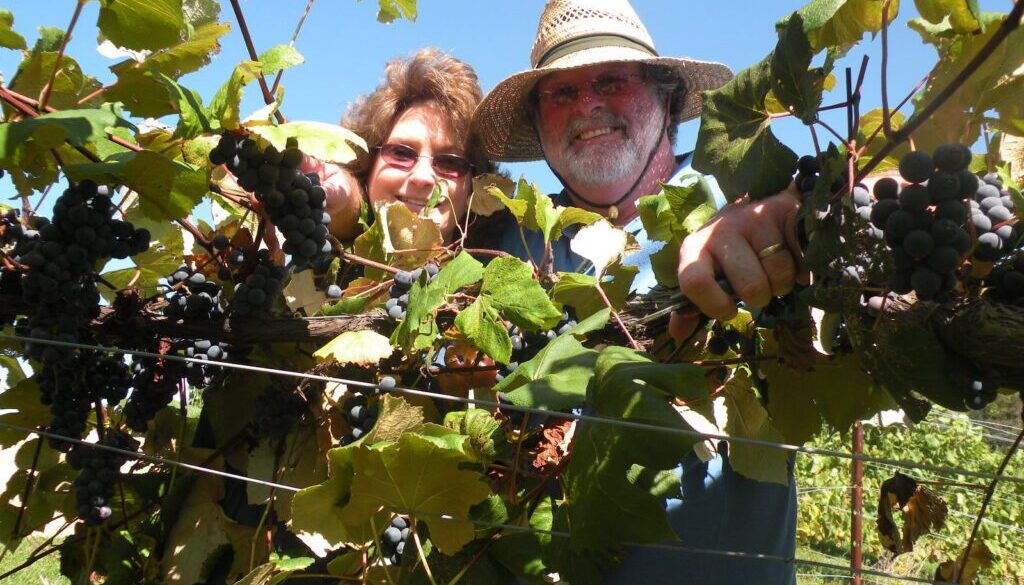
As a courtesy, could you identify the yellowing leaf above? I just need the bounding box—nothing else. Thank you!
[378,203,443,269]
[359,395,425,445]
[340,433,491,555]
[935,541,993,584]
[715,371,791,485]
[876,472,947,555]
[470,173,515,217]
[248,121,366,165]
[569,220,630,278]
[314,330,393,366]
[283,270,327,316]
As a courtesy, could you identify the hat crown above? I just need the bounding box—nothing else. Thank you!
[530,0,657,68]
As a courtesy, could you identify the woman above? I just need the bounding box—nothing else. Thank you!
[303,47,494,243]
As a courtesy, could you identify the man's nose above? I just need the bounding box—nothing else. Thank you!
[573,86,605,116]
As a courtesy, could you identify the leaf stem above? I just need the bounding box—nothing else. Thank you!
[228,0,286,124]
[595,282,642,351]
[880,0,894,138]
[955,404,1024,583]
[38,0,86,111]
[412,517,439,585]
[270,0,316,95]
[11,430,45,539]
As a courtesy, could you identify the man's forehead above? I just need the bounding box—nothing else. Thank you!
[538,62,642,87]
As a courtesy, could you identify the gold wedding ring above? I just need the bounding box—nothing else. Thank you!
[757,242,785,259]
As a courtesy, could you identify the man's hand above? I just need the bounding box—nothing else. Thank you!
[298,156,364,241]
[669,183,805,341]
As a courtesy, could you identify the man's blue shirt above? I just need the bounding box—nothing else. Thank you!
[499,154,798,584]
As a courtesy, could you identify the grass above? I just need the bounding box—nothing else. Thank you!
[0,537,70,585]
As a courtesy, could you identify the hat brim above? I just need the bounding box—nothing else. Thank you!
[472,46,733,162]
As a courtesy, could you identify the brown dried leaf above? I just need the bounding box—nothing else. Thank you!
[876,472,948,555]
[774,319,816,371]
[901,484,947,553]
[530,419,576,473]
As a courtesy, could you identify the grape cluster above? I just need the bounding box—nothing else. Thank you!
[866,146,974,300]
[163,264,224,319]
[12,181,149,362]
[37,352,132,451]
[250,386,306,440]
[67,431,137,525]
[986,255,1024,303]
[384,264,439,321]
[124,358,183,432]
[341,393,378,444]
[232,250,288,315]
[969,173,1019,262]
[379,515,411,566]
[210,135,332,270]
[496,313,577,383]
[181,339,233,387]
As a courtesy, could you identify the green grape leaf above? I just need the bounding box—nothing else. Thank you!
[160,475,256,584]
[914,0,982,34]
[479,256,562,332]
[789,0,901,52]
[555,347,709,578]
[858,108,908,172]
[0,106,135,163]
[455,297,513,364]
[359,395,426,445]
[718,371,791,485]
[429,251,484,294]
[247,430,327,523]
[693,56,798,202]
[121,150,208,220]
[257,44,304,75]
[443,409,503,462]
[375,0,418,23]
[772,13,834,124]
[909,12,1024,151]
[0,356,25,389]
[247,121,366,165]
[98,0,187,52]
[290,445,361,555]
[7,51,101,113]
[161,74,216,138]
[341,433,490,555]
[0,10,27,49]
[321,297,369,316]
[550,264,638,320]
[491,495,555,579]
[209,60,263,131]
[493,326,602,411]
[390,273,445,352]
[0,379,50,448]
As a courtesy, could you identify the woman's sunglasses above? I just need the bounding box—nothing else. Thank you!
[376,143,475,179]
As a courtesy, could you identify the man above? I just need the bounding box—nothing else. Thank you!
[472,0,802,582]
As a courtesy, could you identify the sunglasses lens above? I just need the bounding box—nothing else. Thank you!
[433,155,472,178]
[380,144,417,169]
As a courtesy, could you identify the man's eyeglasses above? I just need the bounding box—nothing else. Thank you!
[376,143,475,179]
[536,73,646,107]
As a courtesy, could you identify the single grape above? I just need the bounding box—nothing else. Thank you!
[899,150,934,184]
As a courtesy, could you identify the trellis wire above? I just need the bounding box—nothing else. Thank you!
[0,422,300,493]
[0,420,997,584]
[3,332,1023,488]
[864,459,1024,510]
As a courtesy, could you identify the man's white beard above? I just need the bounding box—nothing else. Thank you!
[545,105,665,189]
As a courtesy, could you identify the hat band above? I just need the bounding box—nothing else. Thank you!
[535,33,658,69]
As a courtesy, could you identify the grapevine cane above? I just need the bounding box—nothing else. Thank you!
[228,0,286,124]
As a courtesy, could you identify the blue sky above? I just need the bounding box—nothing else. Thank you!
[0,0,1007,195]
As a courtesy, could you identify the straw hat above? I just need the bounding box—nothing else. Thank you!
[472,0,733,162]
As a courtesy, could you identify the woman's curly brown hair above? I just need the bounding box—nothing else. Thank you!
[342,48,494,188]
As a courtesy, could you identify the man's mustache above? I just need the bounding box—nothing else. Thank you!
[564,114,629,146]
